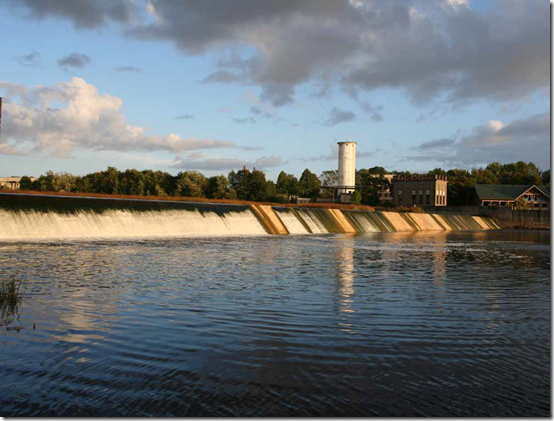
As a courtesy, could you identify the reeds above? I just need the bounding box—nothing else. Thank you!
[0,277,23,322]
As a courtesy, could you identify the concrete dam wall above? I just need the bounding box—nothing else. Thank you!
[0,193,499,241]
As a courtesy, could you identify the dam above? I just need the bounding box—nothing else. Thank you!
[0,193,499,241]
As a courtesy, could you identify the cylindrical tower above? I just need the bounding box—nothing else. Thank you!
[337,140,357,194]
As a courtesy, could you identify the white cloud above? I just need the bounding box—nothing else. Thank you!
[0,77,241,157]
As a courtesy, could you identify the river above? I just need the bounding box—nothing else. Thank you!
[0,230,550,416]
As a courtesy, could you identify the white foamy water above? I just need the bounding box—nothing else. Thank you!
[274,209,309,234]
[343,212,380,232]
[0,209,267,241]
[295,209,329,233]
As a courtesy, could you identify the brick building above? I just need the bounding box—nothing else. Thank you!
[391,175,448,207]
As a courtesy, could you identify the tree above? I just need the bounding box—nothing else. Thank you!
[120,169,145,196]
[99,167,120,194]
[207,175,235,199]
[367,166,387,176]
[174,171,208,197]
[541,169,550,189]
[249,170,268,201]
[265,180,278,202]
[276,171,299,199]
[228,169,251,200]
[319,170,338,187]
[19,176,33,190]
[514,198,529,210]
[356,169,389,206]
[351,191,362,205]
[298,169,321,198]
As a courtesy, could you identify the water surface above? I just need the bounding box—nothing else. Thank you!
[0,230,550,416]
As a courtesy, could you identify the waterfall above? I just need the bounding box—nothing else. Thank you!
[0,208,267,241]
[0,193,500,241]
[273,208,310,234]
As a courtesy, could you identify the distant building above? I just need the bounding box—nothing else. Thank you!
[474,185,550,209]
[392,175,448,207]
[0,176,36,191]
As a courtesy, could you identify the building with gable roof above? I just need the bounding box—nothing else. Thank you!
[474,184,550,209]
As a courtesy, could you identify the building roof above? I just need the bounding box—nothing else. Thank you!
[474,184,550,201]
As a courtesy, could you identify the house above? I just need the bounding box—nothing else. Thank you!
[391,175,448,207]
[474,184,550,209]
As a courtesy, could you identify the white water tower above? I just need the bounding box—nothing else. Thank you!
[337,140,357,197]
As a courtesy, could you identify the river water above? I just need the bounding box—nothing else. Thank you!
[0,230,550,416]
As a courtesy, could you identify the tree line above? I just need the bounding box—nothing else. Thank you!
[16,167,323,203]
[14,161,549,206]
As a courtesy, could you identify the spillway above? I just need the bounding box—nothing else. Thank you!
[0,193,500,241]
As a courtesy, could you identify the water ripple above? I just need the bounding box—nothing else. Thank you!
[0,230,549,416]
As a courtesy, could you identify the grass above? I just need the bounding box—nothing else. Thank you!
[0,277,23,323]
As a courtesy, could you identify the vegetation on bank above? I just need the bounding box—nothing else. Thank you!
[9,161,549,207]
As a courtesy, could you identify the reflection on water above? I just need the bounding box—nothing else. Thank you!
[0,230,550,416]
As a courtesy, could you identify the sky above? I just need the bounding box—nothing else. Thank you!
[0,0,550,181]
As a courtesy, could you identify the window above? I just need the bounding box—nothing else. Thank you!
[426,194,431,205]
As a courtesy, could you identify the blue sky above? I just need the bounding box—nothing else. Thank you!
[0,0,550,181]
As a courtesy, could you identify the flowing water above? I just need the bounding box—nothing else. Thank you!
[0,230,549,416]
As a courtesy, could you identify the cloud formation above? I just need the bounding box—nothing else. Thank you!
[175,114,194,120]
[14,51,41,67]
[6,0,139,29]
[5,1,548,110]
[407,112,550,169]
[324,107,356,127]
[413,137,456,150]
[172,154,284,171]
[0,77,246,158]
[233,117,256,125]
[57,53,91,70]
[301,143,378,162]
[115,65,141,72]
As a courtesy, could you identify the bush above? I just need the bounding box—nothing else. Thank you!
[351,191,362,205]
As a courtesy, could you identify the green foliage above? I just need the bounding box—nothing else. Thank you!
[356,169,389,205]
[19,161,549,207]
[298,169,321,198]
[514,197,530,210]
[33,171,77,192]
[541,169,550,189]
[207,175,232,199]
[19,176,33,190]
[174,171,208,197]
[228,169,251,200]
[367,166,387,176]
[276,171,299,197]
[319,170,338,187]
[351,191,362,204]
